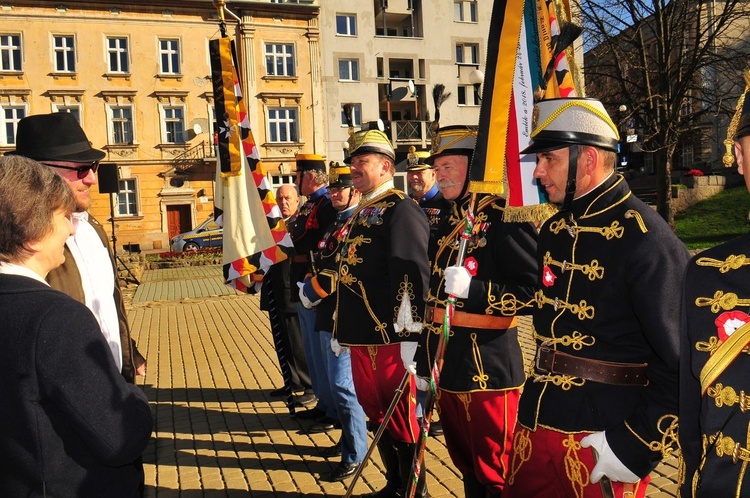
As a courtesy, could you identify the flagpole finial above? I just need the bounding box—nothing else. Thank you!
[213,0,226,21]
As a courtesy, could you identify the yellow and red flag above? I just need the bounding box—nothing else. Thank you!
[210,37,293,293]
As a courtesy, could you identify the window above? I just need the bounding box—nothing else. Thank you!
[1,105,26,145]
[52,104,81,123]
[265,43,295,77]
[116,178,139,216]
[53,35,75,73]
[267,107,298,143]
[341,103,362,127]
[159,38,180,74]
[161,106,185,143]
[456,43,479,64]
[338,59,360,82]
[109,106,134,144]
[0,34,22,71]
[336,14,357,36]
[107,37,129,73]
[454,1,478,22]
[457,85,480,106]
[681,144,694,168]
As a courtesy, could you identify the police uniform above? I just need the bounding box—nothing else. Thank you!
[504,99,690,498]
[679,79,750,498]
[290,154,337,419]
[333,129,431,497]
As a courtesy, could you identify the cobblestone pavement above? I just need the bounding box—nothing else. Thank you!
[126,265,678,497]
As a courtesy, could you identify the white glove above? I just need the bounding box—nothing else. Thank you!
[415,376,430,392]
[400,341,418,375]
[331,338,342,357]
[297,281,320,309]
[444,266,472,299]
[580,431,640,484]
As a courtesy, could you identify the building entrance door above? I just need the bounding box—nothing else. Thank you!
[167,205,192,241]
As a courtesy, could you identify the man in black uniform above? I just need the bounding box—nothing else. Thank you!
[406,146,451,246]
[334,129,431,497]
[420,125,538,496]
[504,98,690,498]
[290,154,337,424]
[680,73,750,497]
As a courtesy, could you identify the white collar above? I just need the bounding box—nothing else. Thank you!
[0,262,49,285]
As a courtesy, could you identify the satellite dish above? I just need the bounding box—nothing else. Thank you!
[408,80,416,95]
[376,118,385,132]
[193,123,203,135]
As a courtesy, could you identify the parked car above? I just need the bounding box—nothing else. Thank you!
[170,217,223,252]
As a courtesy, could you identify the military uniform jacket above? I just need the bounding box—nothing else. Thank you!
[290,188,336,301]
[334,185,430,346]
[416,184,452,259]
[680,232,750,497]
[517,175,689,478]
[419,194,538,392]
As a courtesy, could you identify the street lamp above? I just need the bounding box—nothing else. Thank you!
[618,105,628,171]
[469,69,484,103]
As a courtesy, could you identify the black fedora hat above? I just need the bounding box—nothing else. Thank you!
[8,112,105,162]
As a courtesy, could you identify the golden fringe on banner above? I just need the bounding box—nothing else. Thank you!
[503,203,558,224]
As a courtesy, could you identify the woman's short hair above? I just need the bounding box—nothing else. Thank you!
[0,155,76,263]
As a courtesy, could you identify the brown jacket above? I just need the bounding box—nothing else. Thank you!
[46,215,145,383]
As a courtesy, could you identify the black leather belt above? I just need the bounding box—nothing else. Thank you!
[535,346,648,386]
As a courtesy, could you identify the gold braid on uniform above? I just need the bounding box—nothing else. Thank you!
[356,281,390,343]
[548,218,625,240]
[696,336,721,354]
[534,289,596,320]
[457,392,472,422]
[486,292,535,316]
[707,383,750,413]
[562,434,588,498]
[470,333,489,390]
[508,428,532,485]
[696,254,750,273]
[367,345,378,371]
[695,290,750,314]
[537,331,596,351]
[624,209,648,233]
[543,252,604,281]
[533,372,585,390]
[394,275,423,338]
[624,414,679,458]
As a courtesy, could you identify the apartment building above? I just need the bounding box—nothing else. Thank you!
[318,0,491,188]
[0,0,320,250]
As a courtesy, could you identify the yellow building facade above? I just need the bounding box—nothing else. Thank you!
[0,0,321,251]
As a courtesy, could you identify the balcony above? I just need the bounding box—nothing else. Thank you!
[387,120,433,148]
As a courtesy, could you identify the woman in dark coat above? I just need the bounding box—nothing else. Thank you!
[0,155,153,497]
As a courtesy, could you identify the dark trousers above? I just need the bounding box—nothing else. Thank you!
[278,311,312,391]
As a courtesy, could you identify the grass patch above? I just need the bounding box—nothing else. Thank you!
[674,186,750,250]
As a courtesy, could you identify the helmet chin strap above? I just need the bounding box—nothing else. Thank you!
[560,145,578,212]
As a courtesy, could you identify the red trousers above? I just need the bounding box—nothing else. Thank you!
[350,344,418,443]
[504,426,650,498]
[439,388,521,495]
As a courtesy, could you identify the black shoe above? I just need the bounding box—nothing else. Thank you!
[428,421,443,437]
[326,461,360,482]
[270,386,304,397]
[295,406,324,420]
[294,393,317,407]
[308,417,337,433]
[320,442,342,458]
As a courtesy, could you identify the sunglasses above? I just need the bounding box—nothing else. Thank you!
[41,161,100,179]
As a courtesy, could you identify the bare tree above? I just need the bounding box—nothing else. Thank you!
[578,0,750,224]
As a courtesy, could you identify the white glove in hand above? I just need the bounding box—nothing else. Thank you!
[444,266,472,299]
[400,341,418,375]
[331,338,343,357]
[580,431,640,484]
[415,376,430,392]
[297,281,320,309]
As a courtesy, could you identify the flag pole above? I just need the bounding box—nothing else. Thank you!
[404,193,476,498]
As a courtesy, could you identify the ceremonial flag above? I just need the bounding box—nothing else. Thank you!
[210,37,293,293]
[471,0,579,222]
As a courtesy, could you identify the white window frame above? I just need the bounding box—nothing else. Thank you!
[456,43,479,65]
[106,36,129,74]
[0,34,22,72]
[158,38,181,75]
[107,104,135,145]
[52,34,76,73]
[454,1,477,22]
[338,59,360,82]
[264,43,295,77]
[115,177,140,217]
[341,103,362,127]
[160,104,186,144]
[51,103,82,125]
[267,107,299,143]
[457,85,480,106]
[336,14,357,36]
[0,104,27,145]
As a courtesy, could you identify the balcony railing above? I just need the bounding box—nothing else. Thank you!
[173,140,215,171]
[388,120,433,148]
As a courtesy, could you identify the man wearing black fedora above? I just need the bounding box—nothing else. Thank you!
[8,112,146,385]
